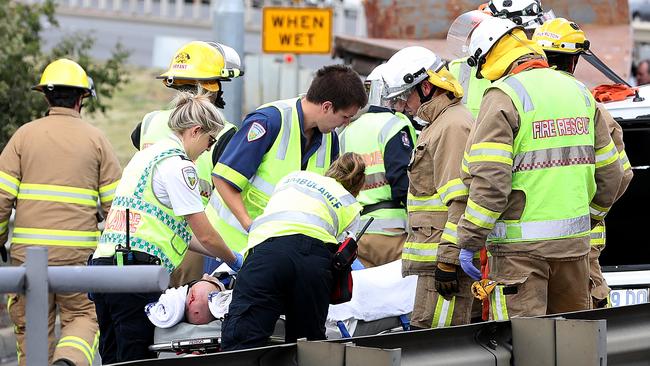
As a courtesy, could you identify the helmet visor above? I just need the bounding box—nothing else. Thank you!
[447,10,493,59]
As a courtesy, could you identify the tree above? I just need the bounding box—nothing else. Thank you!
[0,0,130,150]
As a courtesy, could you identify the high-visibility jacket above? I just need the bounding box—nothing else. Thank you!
[247,171,361,249]
[448,58,492,118]
[139,109,237,205]
[338,110,415,235]
[95,137,193,272]
[476,68,598,244]
[0,107,122,265]
[212,98,334,249]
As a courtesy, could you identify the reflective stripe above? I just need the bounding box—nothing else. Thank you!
[315,134,328,168]
[589,203,609,220]
[459,62,471,105]
[441,222,458,244]
[467,142,513,165]
[250,175,275,196]
[504,77,534,112]
[489,214,590,241]
[0,171,19,196]
[465,199,500,230]
[364,172,388,189]
[590,224,606,246]
[209,195,247,235]
[99,232,176,272]
[438,178,468,204]
[250,211,336,237]
[595,140,619,168]
[378,116,405,144]
[214,163,249,191]
[274,101,293,160]
[574,80,592,107]
[407,193,446,212]
[362,217,407,232]
[13,227,99,247]
[275,184,340,233]
[619,150,631,170]
[491,286,509,321]
[99,180,119,203]
[402,242,438,261]
[0,220,7,235]
[57,335,94,365]
[18,183,99,206]
[112,196,191,243]
[432,296,455,328]
[512,145,595,172]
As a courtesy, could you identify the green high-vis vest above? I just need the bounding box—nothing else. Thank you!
[339,110,415,235]
[448,58,492,118]
[488,68,596,244]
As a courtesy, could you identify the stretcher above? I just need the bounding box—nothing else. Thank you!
[149,260,417,357]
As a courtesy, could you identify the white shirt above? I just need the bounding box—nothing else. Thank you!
[152,155,204,216]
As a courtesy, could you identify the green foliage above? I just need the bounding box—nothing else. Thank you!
[0,0,130,150]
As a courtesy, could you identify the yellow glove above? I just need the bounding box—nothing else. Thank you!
[471,279,498,300]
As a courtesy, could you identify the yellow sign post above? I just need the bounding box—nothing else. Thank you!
[262,7,333,54]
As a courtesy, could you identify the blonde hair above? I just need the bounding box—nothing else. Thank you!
[325,152,366,197]
[168,89,224,136]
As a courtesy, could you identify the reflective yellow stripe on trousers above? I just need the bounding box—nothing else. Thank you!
[12,227,99,247]
[590,223,606,246]
[57,334,97,365]
[18,183,99,206]
[431,295,455,328]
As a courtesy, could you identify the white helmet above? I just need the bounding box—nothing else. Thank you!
[487,0,547,29]
[382,46,446,100]
[467,17,520,70]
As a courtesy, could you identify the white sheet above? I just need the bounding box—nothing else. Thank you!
[327,260,417,322]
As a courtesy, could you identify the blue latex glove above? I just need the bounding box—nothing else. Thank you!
[459,249,481,281]
[351,258,365,271]
[228,251,244,272]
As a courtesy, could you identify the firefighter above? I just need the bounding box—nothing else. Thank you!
[130,41,244,286]
[211,65,367,250]
[221,153,365,350]
[0,59,122,366]
[457,17,625,319]
[532,18,634,308]
[380,46,477,328]
[90,91,242,363]
[337,64,416,267]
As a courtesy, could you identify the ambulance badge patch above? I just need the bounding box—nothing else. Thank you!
[182,166,198,189]
[247,122,266,142]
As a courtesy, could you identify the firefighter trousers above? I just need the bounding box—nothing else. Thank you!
[411,272,476,328]
[8,259,99,366]
[488,255,591,320]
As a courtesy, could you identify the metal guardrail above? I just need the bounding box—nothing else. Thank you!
[124,303,650,365]
[0,247,169,365]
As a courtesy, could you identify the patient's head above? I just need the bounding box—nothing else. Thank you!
[185,274,223,325]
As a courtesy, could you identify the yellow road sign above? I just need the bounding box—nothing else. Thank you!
[263,7,333,54]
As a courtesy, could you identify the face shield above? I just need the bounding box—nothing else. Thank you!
[208,42,244,79]
[447,10,494,59]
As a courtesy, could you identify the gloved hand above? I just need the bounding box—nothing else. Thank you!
[459,249,481,281]
[434,262,459,297]
[228,251,244,272]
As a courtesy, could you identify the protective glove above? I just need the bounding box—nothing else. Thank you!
[434,262,459,297]
[459,249,481,281]
[351,258,365,271]
[0,243,7,262]
[227,251,244,272]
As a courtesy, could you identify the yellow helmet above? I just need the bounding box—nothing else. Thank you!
[533,18,590,55]
[32,58,94,98]
[157,41,243,92]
